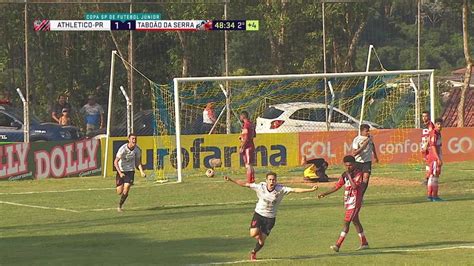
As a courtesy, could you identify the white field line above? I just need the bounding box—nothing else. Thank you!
[203,245,474,265]
[0,200,80,213]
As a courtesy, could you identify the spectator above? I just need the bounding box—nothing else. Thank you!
[80,95,104,136]
[51,94,72,123]
[58,108,71,126]
[202,102,216,134]
[0,90,12,105]
[301,155,329,182]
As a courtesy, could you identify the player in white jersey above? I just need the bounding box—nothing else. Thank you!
[224,172,318,261]
[114,133,146,212]
[352,124,379,196]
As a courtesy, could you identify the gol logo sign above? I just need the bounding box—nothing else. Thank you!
[300,141,337,158]
[447,137,473,154]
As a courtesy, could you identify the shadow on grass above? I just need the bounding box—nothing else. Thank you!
[0,232,250,265]
[237,240,474,264]
[3,192,473,233]
[0,204,258,233]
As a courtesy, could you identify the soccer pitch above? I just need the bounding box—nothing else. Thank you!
[1,162,473,265]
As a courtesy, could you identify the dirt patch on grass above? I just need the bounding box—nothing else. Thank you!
[281,175,419,188]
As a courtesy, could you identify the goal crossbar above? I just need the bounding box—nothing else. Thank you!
[174,69,434,83]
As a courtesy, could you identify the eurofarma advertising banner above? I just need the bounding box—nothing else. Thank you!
[105,133,300,174]
[0,138,101,180]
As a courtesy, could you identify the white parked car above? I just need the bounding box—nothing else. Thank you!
[256,102,381,133]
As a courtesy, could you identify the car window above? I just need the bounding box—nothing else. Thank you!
[310,109,326,122]
[331,110,349,123]
[0,112,15,127]
[261,107,284,119]
[290,108,326,122]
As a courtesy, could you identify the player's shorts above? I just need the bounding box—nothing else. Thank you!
[116,171,135,187]
[250,212,276,236]
[427,160,442,177]
[344,207,361,222]
[356,161,372,174]
[241,146,255,165]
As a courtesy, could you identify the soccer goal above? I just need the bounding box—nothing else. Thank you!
[169,70,435,182]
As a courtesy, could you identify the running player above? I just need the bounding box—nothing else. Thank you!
[318,155,369,252]
[239,111,256,183]
[224,172,318,261]
[114,133,146,212]
[426,118,444,202]
[421,111,435,185]
[352,124,379,196]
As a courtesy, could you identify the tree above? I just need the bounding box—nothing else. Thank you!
[458,0,472,127]
[325,2,370,72]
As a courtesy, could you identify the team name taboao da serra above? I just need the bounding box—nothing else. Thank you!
[112,138,287,170]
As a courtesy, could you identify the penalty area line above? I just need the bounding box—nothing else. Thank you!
[0,200,80,213]
[203,245,474,265]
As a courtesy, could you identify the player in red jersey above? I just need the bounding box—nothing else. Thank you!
[426,118,444,202]
[318,155,369,252]
[239,111,256,183]
[421,111,435,185]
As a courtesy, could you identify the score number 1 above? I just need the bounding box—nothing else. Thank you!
[111,20,136,30]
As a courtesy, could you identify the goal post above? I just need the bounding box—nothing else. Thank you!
[102,50,179,183]
[172,69,435,183]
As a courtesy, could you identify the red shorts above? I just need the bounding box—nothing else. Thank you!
[344,207,361,222]
[427,160,442,177]
[241,146,255,165]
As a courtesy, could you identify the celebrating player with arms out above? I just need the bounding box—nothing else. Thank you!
[225,172,317,261]
[421,111,435,185]
[352,124,379,196]
[114,133,146,212]
[239,111,256,183]
[318,155,369,252]
[426,118,444,202]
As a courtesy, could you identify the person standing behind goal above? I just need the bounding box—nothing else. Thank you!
[352,124,379,196]
[114,133,146,212]
[239,111,256,183]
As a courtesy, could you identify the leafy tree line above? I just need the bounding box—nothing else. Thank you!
[0,0,471,125]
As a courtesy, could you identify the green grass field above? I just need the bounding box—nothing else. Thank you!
[1,162,474,265]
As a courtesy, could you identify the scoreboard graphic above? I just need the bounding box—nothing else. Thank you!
[33,18,259,32]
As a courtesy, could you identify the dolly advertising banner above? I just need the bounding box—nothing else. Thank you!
[0,138,101,180]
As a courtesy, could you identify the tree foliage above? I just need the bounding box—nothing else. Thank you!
[0,0,472,124]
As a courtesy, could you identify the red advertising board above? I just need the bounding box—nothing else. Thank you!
[298,128,474,164]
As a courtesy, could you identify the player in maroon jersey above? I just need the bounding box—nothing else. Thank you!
[239,111,256,183]
[318,155,369,252]
[421,111,435,185]
[426,118,444,202]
